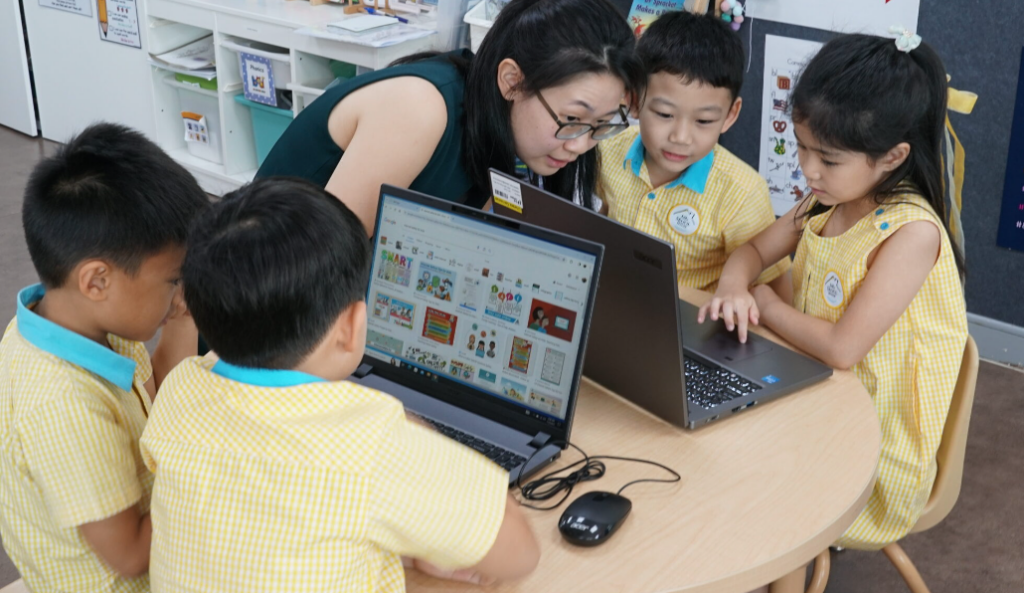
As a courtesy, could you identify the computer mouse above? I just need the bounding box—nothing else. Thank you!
[558,491,632,546]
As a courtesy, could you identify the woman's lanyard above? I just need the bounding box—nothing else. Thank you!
[514,158,543,189]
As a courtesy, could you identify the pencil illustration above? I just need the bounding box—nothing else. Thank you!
[98,0,108,37]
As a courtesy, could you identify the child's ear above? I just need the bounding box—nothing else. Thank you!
[496,59,524,101]
[335,301,367,355]
[77,260,113,302]
[720,97,743,135]
[880,142,912,172]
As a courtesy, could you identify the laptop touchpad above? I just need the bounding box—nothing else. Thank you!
[696,332,774,363]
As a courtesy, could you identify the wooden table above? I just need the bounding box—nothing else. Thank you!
[407,288,880,593]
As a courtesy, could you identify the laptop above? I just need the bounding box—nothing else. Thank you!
[350,185,605,483]
[489,169,832,429]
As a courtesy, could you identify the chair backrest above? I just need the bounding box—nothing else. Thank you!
[0,579,29,593]
[912,335,979,533]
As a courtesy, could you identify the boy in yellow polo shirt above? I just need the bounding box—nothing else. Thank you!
[0,123,209,592]
[598,11,791,297]
[141,178,539,592]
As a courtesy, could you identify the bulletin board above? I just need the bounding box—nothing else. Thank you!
[609,0,1024,327]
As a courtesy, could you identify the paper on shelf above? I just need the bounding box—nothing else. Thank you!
[296,23,436,48]
[328,15,399,33]
[148,58,217,81]
[152,35,215,70]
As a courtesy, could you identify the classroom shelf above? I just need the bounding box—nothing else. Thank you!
[144,0,445,195]
[168,148,257,194]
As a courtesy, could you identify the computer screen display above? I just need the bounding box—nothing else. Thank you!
[365,193,598,424]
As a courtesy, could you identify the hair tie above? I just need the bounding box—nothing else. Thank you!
[889,25,922,53]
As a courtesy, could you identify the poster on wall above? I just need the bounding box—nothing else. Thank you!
[997,47,1024,252]
[39,0,92,17]
[759,35,822,216]
[626,0,687,37]
[97,0,142,49]
[746,0,919,37]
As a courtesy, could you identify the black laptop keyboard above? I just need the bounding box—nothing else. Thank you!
[683,356,763,410]
[417,416,527,472]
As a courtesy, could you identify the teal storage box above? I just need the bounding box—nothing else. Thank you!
[233,94,293,166]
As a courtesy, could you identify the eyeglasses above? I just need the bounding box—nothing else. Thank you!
[536,91,630,141]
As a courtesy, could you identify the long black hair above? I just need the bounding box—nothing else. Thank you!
[465,0,644,207]
[791,33,964,275]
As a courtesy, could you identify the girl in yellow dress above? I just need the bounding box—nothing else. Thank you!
[699,31,968,549]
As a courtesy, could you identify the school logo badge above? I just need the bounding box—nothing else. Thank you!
[668,205,700,236]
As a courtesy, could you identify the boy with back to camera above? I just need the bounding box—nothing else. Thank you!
[141,177,539,592]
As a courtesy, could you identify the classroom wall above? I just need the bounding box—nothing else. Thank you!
[716,3,1024,328]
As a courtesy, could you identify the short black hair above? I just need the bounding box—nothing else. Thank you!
[637,10,745,100]
[183,177,371,369]
[22,123,209,287]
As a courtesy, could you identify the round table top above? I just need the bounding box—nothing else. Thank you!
[407,287,880,593]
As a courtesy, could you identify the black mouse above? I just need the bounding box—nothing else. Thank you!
[558,491,632,546]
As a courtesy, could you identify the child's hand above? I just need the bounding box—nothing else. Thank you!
[751,283,782,315]
[404,557,496,586]
[698,286,760,344]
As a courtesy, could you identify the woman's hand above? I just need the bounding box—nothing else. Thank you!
[698,284,760,344]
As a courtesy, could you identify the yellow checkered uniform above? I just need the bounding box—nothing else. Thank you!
[792,193,968,550]
[141,357,509,592]
[0,285,153,593]
[598,128,791,292]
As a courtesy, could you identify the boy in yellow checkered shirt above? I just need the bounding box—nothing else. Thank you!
[0,123,209,592]
[598,11,791,297]
[141,178,539,592]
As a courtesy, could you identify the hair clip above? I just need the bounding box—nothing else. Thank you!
[889,25,922,53]
[719,1,745,32]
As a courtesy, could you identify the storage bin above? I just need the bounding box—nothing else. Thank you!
[177,87,222,164]
[175,73,218,91]
[329,60,357,81]
[234,94,293,166]
[464,1,493,53]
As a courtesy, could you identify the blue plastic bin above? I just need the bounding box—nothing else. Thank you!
[233,94,293,166]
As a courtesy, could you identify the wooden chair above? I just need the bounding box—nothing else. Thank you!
[805,336,979,593]
[881,336,979,593]
[0,579,28,593]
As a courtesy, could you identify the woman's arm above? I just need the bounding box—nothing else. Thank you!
[752,220,941,369]
[325,76,449,234]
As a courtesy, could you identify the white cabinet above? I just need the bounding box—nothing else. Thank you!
[145,0,439,195]
[0,0,37,136]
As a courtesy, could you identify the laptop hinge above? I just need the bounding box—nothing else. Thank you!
[528,431,552,449]
[353,363,373,379]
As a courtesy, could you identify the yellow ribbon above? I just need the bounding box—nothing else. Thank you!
[943,76,976,258]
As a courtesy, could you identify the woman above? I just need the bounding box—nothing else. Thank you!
[257,0,644,233]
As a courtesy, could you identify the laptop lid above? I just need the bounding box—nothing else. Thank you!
[489,169,691,427]
[362,185,605,444]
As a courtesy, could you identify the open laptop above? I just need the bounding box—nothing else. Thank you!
[349,185,604,483]
[489,169,832,429]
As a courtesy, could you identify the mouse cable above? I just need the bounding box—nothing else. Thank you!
[513,441,681,511]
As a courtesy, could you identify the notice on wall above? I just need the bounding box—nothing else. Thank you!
[747,0,920,37]
[759,35,823,216]
[39,0,92,17]
[626,0,687,38]
[97,0,142,49]
[997,47,1024,252]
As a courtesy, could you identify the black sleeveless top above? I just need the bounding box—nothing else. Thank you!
[256,50,474,204]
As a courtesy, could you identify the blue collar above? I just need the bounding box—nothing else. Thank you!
[16,284,137,391]
[623,134,715,194]
[211,360,325,388]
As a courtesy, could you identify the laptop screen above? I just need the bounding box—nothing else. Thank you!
[364,192,599,427]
